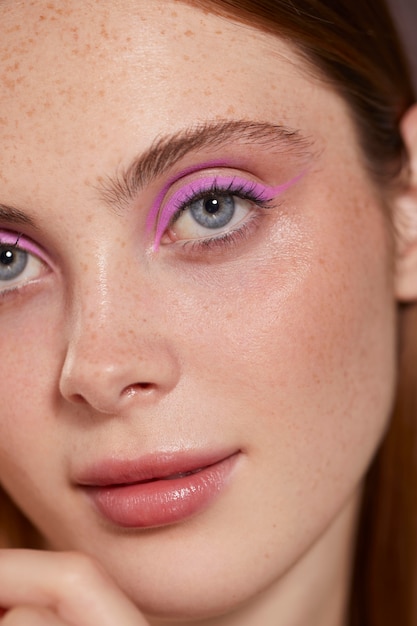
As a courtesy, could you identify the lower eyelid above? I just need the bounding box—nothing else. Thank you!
[168,207,264,254]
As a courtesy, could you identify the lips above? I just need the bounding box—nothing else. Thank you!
[77,450,240,528]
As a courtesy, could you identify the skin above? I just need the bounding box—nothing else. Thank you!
[0,1,417,624]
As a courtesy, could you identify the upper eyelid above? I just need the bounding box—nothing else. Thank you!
[0,229,50,266]
[160,176,274,226]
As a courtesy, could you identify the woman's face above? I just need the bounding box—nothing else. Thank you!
[0,0,399,622]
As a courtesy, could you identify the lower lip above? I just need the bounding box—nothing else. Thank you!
[85,454,239,528]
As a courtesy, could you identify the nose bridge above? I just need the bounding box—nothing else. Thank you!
[70,242,135,356]
[59,243,179,413]
[77,249,132,351]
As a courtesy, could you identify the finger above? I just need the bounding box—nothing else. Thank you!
[0,550,149,626]
[1,605,67,626]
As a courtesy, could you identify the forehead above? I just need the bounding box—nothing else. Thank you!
[0,0,350,209]
[0,0,315,127]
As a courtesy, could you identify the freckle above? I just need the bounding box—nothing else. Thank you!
[183,55,190,61]
[160,30,166,35]
[6,24,21,34]
[100,24,110,39]
[184,29,194,37]
[39,15,46,21]
[9,61,20,71]
[226,106,235,115]
[264,553,270,559]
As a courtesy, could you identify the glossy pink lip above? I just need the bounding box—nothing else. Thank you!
[77,450,240,528]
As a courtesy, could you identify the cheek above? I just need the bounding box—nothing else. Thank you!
[170,187,396,525]
[0,295,65,498]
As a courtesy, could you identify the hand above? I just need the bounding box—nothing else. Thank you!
[0,549,150,625]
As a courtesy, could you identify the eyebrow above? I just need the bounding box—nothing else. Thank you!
[97,119,314,211]
[0,204,37,228]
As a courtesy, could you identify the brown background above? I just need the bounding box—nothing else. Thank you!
[388,0,417,86]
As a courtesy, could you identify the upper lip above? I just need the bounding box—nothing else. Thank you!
[75,449,239,487]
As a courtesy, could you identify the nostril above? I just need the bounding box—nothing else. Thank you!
[72,393,88,405]
[123,382,154,398]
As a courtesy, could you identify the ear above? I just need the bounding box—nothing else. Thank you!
[394,103,417,302]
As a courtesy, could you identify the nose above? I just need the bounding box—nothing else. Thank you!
[59,269,180,416]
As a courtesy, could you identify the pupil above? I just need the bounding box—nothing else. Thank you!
[0,249,14,265]
[204,197,220,214]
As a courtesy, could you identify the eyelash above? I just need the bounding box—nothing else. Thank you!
[159,179,276,253]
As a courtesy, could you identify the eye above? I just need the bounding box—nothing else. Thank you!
[167,192,252,242]
[152,174,279,250]
[0,234,49,295]
[148,171,302,252]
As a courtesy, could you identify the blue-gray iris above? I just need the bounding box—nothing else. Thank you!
[0,246,28,281]
[189,195,235,229]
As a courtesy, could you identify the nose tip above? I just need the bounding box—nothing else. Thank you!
[59,335,180,415]
[65,378,159,415]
